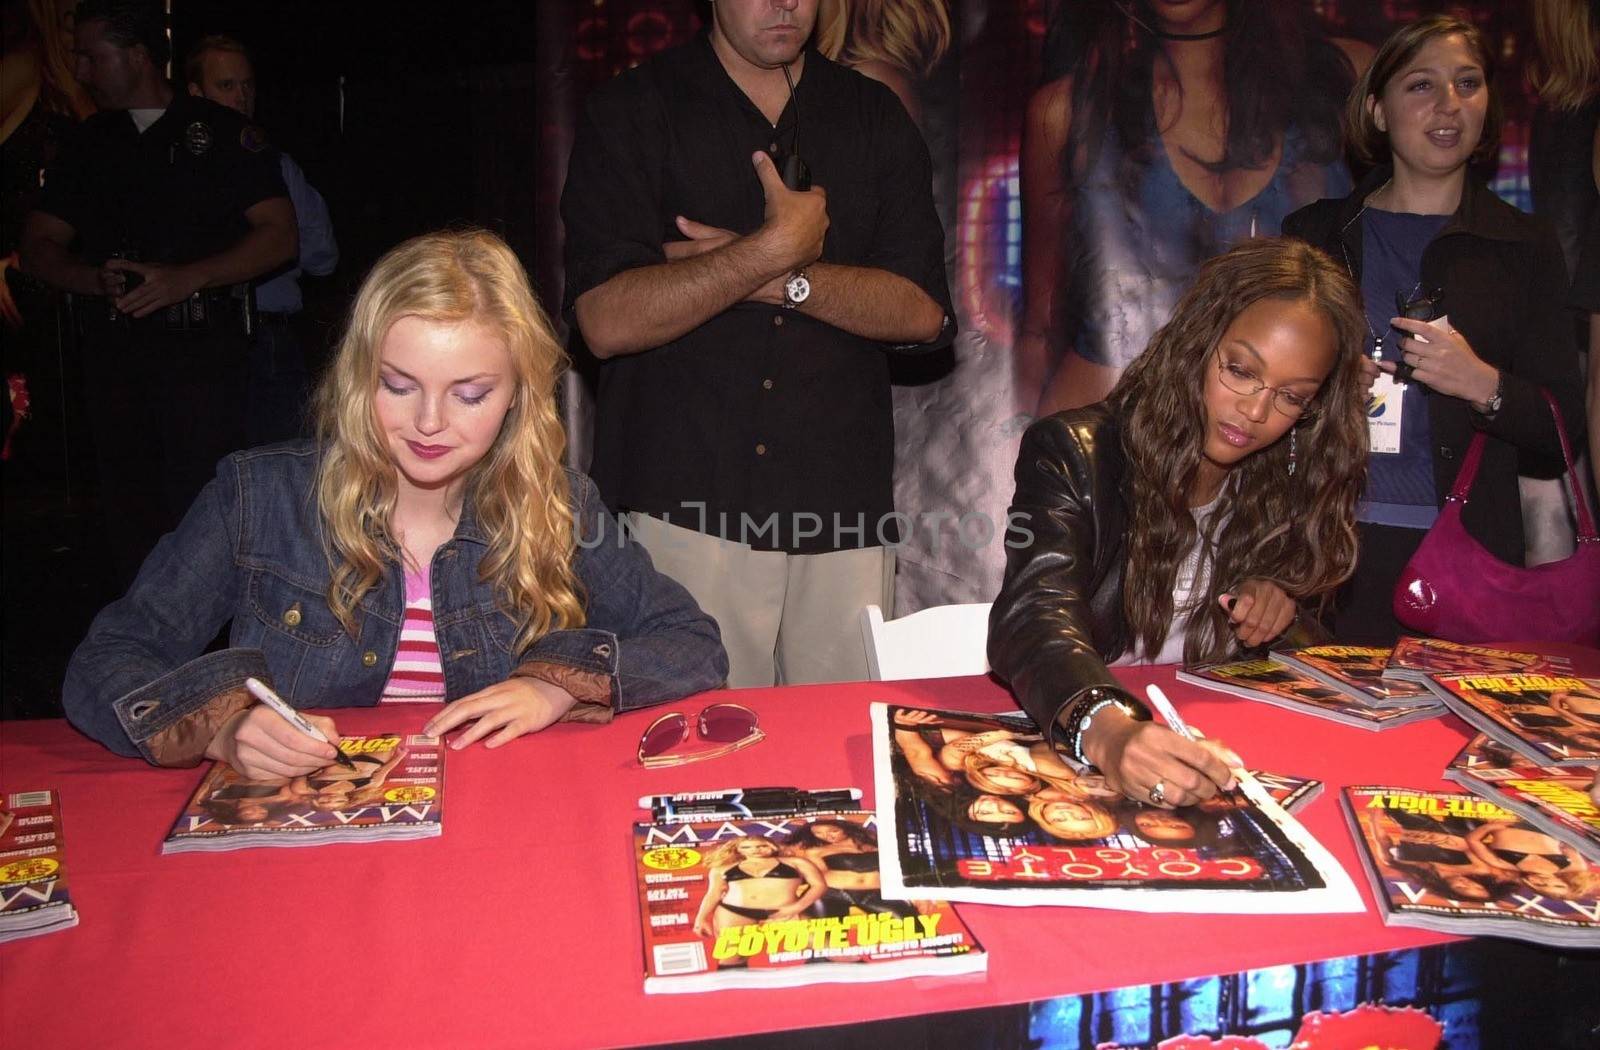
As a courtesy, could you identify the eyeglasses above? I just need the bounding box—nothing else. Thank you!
[1215,357,1318,419]
[637,703,765,768]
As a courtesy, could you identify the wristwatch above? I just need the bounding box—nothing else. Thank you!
[782,269,811,310]
[1478,370,1504,416]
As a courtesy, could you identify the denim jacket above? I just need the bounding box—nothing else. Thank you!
[63,442,729,764]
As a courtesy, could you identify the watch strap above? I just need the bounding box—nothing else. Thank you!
[1479,370,1504,416]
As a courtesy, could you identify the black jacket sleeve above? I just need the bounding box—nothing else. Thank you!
[987,411,1134,744]
[1472,225,1586,465]
[858,80,955,354]
[559,74,669,320]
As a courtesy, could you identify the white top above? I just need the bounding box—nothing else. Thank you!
[1112,492,1224,667]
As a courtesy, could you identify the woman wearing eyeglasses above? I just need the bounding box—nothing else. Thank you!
[989,236,1369,811]
[1282,15,1586,644]
[63,230,728,777]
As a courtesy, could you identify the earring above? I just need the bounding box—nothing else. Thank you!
[1288,428,1297,477]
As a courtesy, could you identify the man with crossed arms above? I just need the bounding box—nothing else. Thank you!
[562,0,953,687]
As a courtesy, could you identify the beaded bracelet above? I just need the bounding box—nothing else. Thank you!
[1056,687,1112,752]
[1060,686,1149,768]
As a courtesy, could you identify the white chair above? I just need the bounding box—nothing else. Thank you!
[859,602,994,681]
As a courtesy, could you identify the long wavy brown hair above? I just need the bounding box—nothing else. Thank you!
[1107,238,1368,665]
[1046,0,1355,183]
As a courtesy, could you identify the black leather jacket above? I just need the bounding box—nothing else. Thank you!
[987,405,1136,743]
[987,404,1323,743]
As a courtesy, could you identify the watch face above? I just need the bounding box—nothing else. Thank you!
[785,274,811,303]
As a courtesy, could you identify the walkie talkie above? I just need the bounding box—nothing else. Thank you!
[780,60,810,190]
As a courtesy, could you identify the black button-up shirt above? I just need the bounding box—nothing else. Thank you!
[37,93,285,266]
[562,33,954,553]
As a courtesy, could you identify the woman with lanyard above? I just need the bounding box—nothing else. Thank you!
[1283,14,1586,644]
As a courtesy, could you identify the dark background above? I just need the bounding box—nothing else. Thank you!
[175,0,539,289]
[1,1,541,718]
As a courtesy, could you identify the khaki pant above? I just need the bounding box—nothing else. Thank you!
[625,513,894,688]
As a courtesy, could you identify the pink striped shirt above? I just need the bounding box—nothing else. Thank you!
[382,565,446,703]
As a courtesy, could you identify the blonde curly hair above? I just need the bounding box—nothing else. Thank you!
[311,229,585,652]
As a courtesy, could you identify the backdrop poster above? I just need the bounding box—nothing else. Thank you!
[534,1,1557,614]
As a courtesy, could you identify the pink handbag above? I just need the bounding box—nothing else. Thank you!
[1393,390,1600,645]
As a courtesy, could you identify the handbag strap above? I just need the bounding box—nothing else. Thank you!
[1541,388,1597,540]
[1446,432,1488,503]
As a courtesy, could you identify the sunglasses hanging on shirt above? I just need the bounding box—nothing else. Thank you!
[1392,287,1445,385]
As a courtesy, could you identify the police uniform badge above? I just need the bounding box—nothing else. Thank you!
[184,121,213,155]
[240,125,269,153]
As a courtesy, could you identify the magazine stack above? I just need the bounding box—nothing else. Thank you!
[1178,658,1442,731]
[1342,786,1600,949]
[0,790,79,943]
[1269,645,1435,707]
[633,805,986,992]
[1444,735,1600,864]
[1381,636,1573,684]
[1420,672,1600,768]
[162,733,445,853]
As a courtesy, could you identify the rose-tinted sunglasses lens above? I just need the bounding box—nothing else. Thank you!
[640,713,688,759]
[699,704,758,742]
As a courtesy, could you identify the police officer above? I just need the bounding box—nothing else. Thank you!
[19,0,297,584]
[186,33,339,446]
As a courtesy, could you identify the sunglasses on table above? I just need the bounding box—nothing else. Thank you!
[637,703,765,768]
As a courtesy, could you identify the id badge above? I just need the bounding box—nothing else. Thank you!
[1367,370,1404,455]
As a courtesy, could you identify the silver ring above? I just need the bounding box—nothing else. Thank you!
[1148,780,1167,806]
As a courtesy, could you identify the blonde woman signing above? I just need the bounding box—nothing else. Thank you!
[62,230,727,776]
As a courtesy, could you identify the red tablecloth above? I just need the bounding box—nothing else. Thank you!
[4,650,1594,1049]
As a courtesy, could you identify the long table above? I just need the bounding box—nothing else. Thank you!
[2,655,1596,1048]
